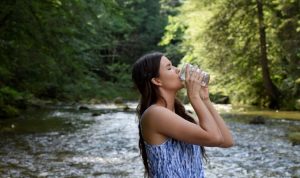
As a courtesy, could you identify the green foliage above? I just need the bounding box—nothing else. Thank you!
[0,87,23,102]
[0,0,174,118]
[160,16,187,65]
[0,87,25,118]
[161,0,300,110]
[4,0,298,117]
[107,63,132,85]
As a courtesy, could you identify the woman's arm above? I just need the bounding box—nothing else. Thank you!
[185,65,224,145]
[203,98,234,147]
[199,87,234,148]
[188,95,223,145]
[142,105,223,147]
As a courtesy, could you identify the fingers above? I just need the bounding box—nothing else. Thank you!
[196,68,203,81]
[192,68,203,84]
[186,64,203,83]
[186,64,196,81]
[190,66,197,79]
[185,64,190,80]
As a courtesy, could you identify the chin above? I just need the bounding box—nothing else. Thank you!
[173,79,184,90]
[178,82,184,90]
[180,81,185,88]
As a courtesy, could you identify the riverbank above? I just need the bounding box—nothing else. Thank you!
[2,84,299,120]
[184,103,300,121]
[0,84,138,119]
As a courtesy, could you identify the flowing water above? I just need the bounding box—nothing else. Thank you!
[0,103,299,178]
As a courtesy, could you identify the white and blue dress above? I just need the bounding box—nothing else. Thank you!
[144,138,205,178]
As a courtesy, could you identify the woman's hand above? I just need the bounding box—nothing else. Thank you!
[185,65,203,100]
[200,86,210,101]
[185,65,210,101]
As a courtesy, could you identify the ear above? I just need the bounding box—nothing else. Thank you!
[151,77,162,86]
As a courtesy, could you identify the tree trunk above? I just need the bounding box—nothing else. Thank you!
[256,0,280,109]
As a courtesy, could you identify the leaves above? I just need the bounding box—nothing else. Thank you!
[161,0,300,109]
[0,0,171,110]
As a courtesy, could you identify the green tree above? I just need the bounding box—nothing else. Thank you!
[161,0,300,109]
[0,0,173,117]
[256,0,280,108]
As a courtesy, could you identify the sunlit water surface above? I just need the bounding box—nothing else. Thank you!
[0,103,299,177]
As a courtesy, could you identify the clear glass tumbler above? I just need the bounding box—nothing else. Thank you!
[179,64,210,87]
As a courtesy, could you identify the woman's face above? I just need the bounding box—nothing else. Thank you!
[156,56,183,91]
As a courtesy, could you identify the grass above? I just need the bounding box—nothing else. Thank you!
[229,110,300,121]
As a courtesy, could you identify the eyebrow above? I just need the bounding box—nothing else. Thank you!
[165,63,172,67]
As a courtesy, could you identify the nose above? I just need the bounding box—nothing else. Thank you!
[175,67,180,74]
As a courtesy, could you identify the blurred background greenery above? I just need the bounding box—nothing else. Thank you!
[0,0,299,118]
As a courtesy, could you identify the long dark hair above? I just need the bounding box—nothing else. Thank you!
[132,52,207,177]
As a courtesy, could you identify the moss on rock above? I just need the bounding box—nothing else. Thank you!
[288,132,300,146]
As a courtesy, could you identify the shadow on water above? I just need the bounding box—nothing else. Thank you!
[0,109,94,134]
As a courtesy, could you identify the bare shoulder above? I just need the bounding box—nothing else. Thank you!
[143,105,170,116]
[140,105,173,144]
[141,105,172,126]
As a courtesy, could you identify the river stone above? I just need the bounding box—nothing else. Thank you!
[91,112,102,117]
[249,116,266,124]
[78,106,89,110]
[114,97,124,104]
[123,105,130,111]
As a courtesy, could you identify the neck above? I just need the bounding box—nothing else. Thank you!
[156,89,176,112]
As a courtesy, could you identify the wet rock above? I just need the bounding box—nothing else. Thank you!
[114,97,124,104]
[91,112,102,117]
[78,106,89,110]
[249,116,266,124]
[123,105,130,112]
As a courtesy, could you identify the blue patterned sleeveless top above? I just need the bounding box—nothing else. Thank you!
[144,138,205,178]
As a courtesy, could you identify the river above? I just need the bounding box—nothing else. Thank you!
[0,102,299,177]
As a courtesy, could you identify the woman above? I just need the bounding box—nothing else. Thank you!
[132,52,234,178]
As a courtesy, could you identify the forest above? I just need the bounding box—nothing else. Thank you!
[1,0,299,118]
